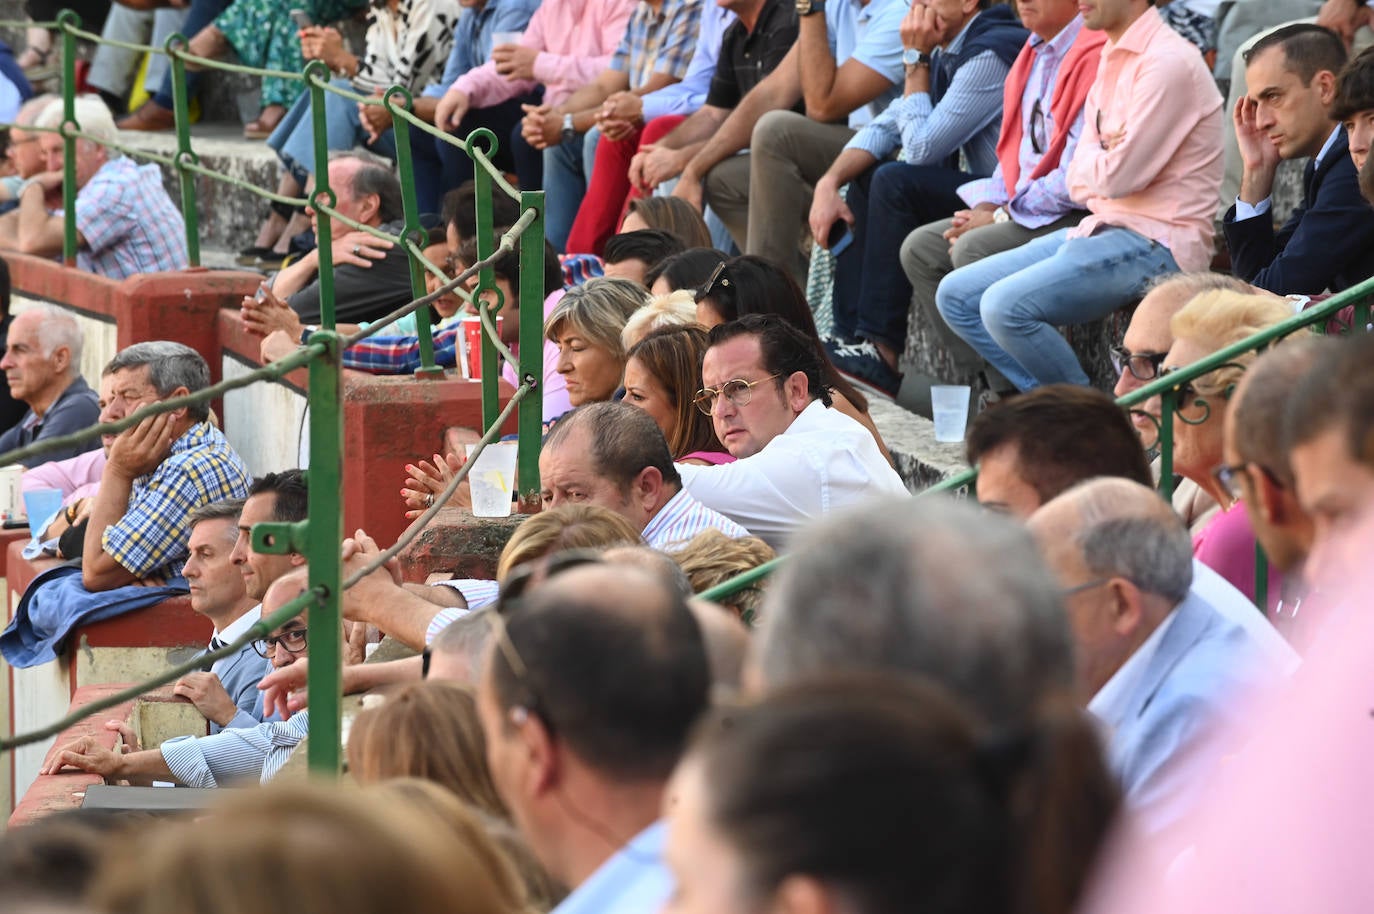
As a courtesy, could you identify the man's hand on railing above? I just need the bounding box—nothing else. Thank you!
[39,720,140,779]
[242,281,304,339]
[402,452,472,518]
[492,43,539,81]
[172,671,240,728]
[520,103,562,150]
[435,89,472,133]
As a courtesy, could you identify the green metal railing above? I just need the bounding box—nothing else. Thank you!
[705,275,1374,608]
[0,12,548,773]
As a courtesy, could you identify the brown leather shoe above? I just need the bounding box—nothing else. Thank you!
[117,100,177,132]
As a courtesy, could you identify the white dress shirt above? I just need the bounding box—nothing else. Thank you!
[677,400,909,550]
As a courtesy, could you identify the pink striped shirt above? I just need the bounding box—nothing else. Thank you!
[1066,7,1223,272]
[450,0,638,110]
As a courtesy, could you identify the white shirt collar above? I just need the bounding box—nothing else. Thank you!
[215,603,263,644]
[1088,609,1178,723]
[1314,124,1342,171]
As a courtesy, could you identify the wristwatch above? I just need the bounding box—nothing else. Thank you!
[796,0,824,16]
[561,113,576,145]
[902,47,931,68]
[992,206,1010,224]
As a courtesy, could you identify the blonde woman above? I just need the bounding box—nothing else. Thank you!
[545,277,650,405]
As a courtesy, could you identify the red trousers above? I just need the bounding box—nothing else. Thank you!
[564,114,687,257]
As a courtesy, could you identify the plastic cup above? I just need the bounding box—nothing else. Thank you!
[465,442,518,517]
[492,30,524,46]
[22,488,64,529]
[931,385,972,443]
[0,465,22,523]
[461,315,503,380]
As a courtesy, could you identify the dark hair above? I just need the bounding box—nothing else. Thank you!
[439,181,521,243]
[0,808,151,905]
[1284,332,1374,467]
[966,385,1151,502]
[707,313,833,408]
[0,257,9,319]
[490,565,711,781]
[1244,23,1347,83]
[248,470,309,524]
[625,326,728,460]
[623,197,713,250]
[1333,45,1374,122]
[690,674,1117,914]
[696,255,868,412]
[469,234,564,302]
[1233,338,1337,487]
[604,229,685,270]
[543,401,683,490]
[645,247,727,292]
[347,158,404,224]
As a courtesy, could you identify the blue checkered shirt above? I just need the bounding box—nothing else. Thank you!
[103,422,251,579]
[609,0,703,88]
[75,156,189,280]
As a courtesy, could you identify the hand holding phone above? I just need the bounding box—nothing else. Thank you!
[827,220,853,258]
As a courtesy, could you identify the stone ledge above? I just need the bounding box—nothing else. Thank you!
[868,397,970,492]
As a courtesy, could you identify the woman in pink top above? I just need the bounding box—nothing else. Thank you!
[1165,289,1293,607]
[623,324,733,465]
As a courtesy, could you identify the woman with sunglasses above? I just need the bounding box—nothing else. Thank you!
[624,326,733,465]
[1162,290,1294,608]
[694,256,893,466]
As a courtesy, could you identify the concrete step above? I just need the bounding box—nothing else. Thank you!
[867,396,970,494]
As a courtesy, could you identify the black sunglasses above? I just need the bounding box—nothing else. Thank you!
[695,261,732,303]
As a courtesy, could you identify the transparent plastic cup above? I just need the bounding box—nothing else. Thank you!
[465,442,518,517]
[492,31,524,46]
[931,385,972,443]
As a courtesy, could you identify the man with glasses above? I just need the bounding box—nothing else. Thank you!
[477,562,710,914]
[1028,477,1291,838]
[826,0,1101,398]
[41,572,317,787]
[678,314,906,548]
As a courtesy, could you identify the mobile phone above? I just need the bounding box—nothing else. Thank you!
[827,221,853,258]
[289,8,313,28]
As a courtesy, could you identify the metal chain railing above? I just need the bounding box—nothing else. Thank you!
[0,11,549,770]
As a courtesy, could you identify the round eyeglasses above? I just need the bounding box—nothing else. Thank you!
[693,374,781,416]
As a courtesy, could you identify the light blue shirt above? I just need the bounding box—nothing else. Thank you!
[1234,124,1343,222]
[422,0,543,98]
[161,711,310,788]
[827,0,907,127]
[642,2,736,121]
[551,821,673,914]
[207,605,275,734]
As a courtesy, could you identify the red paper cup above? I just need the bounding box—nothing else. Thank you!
[462,315,503,379]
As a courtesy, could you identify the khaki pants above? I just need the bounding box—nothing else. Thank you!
[704,110,856,285]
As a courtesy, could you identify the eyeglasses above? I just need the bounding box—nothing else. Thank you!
[1109,345,1167,382]
[251,626,308,658]
[693,374,781,416]
[1213,462,1281,503]
[1060,578,1111,599]
[694,261,731,303]
[1029,98,1047,155]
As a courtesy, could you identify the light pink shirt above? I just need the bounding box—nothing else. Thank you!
[1066,7,1223,272]
[502,289,572,422]
[451,0,638,110]
[22,448,105,504]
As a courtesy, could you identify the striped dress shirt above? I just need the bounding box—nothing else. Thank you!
[160,711,311,787]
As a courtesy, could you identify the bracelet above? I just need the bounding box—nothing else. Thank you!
[299,325,319,345]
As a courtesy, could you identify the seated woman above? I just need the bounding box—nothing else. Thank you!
[544,277,651,407]
[669,528,774,622]
[624,325,731,465]
[664,674,1118,914]
[619,196,713,250]
[694,255,894,465]
[646,246,727,296]
[245,0,459,259]
[621,289,698,350]
[1163,289,1294,607]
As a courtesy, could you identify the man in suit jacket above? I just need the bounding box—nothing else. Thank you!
[171,499,272,734]
[1226,23,1374,294]
[1030,478,1291,837]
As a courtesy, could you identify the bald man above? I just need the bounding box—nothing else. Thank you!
[1029,478,1291,837]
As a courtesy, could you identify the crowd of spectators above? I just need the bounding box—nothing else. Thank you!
[0,0,1373,910]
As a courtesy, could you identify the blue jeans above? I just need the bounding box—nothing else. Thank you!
[151,0,232,109]
[935,226,1180,390]
[410,93,535,216]
[542,126,599,252]
[269,80,397,187]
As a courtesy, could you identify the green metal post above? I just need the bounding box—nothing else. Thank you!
[385,86,441,378]
[306,61,337,328]
[166,33,201,268]
[1157,391,1175,502]
[1254,542,1268,611]
[58,11,80,266]
[470,136,499,430]
[516,188,546,508]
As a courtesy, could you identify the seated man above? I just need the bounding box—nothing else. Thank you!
[1029,477,1291,836]
[675,0,908,281]
[516,0,704,251]
[249,154,416,329]
[831,0,1104,395]
[1226,25,1374,293]
[477,562,709,914]
[81,342,251,592]
[1223,338,1335,650]
[173,499,273,734]
[0,94,59,244]
[602,228,685,285]
[0,306,101,466]
[1335,45,1374,196]
[935,0,1223,392]
[677,314,907,548]
[10,96,188,279]
[41,572,314,787]
[811,0,1027,395]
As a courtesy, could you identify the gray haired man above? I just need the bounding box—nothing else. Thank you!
[0,305,100,466]
[81,341,251,592]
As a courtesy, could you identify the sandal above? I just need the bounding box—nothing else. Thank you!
[243,104,286,140]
